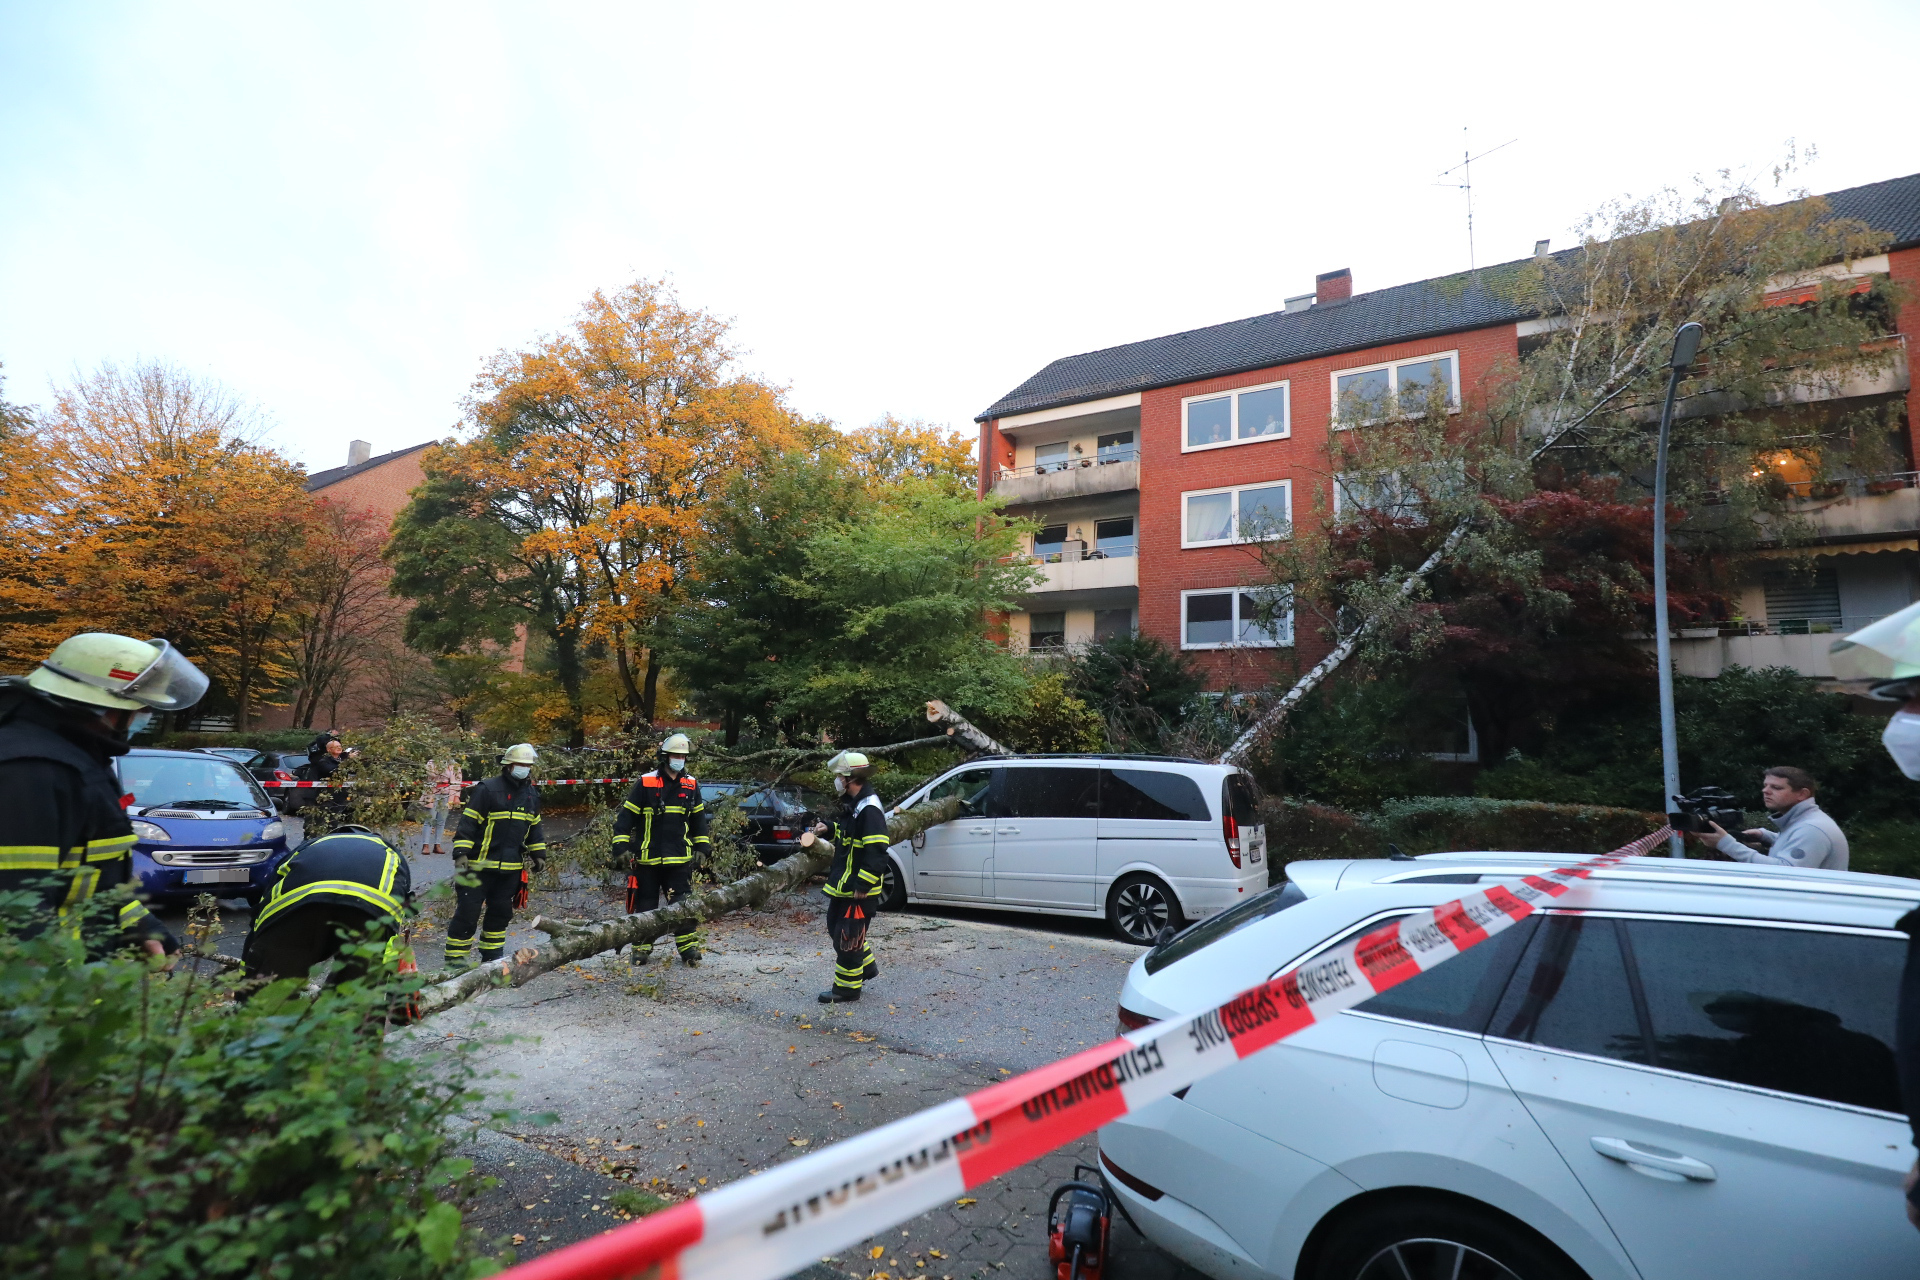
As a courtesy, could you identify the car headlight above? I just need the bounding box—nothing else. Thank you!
[131,819,171,842]
[261,820,285,842]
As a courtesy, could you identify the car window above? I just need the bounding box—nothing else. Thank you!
[1357,916,1537,1033]
[1000,766,1097,819]
[1145,879,1307,975]
[1100,768,1208,822]
[1222,774,1260,824]
[120,755,271,810]
[1624,919,1903,1112]
[1489,916,1652,1064]
[926,766,999,818]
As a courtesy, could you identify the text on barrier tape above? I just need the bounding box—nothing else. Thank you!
[259,777,637,789]
[494,825,1676,1280]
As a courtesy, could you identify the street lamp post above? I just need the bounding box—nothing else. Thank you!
[1652,321,1705,857]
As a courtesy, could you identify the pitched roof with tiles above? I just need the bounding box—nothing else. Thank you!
[978,172,1920,422]
[303,441,437,493]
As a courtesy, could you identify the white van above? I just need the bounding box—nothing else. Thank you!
[878,755,1267,944]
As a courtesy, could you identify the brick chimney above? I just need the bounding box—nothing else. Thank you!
[1315,269,1352,305]
[347,439,372,467]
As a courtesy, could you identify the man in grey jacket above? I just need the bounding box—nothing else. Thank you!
[1694,765,1849,870]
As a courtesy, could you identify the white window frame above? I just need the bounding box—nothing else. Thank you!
[1180,379,1291,452]
[1180,587,1294,650]
[1181,480,1293,548]
[1330,349,1460,428]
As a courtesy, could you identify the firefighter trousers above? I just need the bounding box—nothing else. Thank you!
[447,867,520,963]
[826,895,877,993]
[626,862,701,956]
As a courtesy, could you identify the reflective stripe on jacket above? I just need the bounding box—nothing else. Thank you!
[254,831,411,932]
[613,768,710,866]
[452,773,546,870]
[824,790,889,899]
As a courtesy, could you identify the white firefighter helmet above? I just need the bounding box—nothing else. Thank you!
[660,732,693,755]
[501,743,540,766]
[1831,601,1920,699]
[28,633,209,712]
[826,750,873,776]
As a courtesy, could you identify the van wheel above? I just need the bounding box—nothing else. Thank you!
[877,860,908,912]
[1107,875,1183,945]
[1310,1199,1586,1280]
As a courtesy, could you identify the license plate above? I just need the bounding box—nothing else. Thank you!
[184,867,251,884]
[1248,829,1266,864]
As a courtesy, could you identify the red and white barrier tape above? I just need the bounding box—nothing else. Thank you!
[495,825,1675,1280]
[260,777,636,790]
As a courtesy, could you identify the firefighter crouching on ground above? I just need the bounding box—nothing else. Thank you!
[613,732,708,966]
[0,633,205,959]
[445,743,546,968]
[812,750,887,1004]
[242,825,411,989]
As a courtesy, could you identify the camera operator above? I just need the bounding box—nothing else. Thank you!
[1689,765,1848,870]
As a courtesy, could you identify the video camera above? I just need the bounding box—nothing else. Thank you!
[1667,786,1746,835]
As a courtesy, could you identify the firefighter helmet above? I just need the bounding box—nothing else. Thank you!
[501,743,539,765]
[28,633,209,712]
[826,750,873,777]
[660,732,693,755]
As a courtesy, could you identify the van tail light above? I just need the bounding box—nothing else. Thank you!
[772,827,793,840]
[1116,1004,1158,1034]
[1223,813,1242,868]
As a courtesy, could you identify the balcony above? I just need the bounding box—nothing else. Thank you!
[1017,547,1138,609]
[1640,618,1889,681]
[1768,472,1920,543]
[991,451,1139,508]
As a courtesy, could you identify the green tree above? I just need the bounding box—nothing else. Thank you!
[1066,632,1206,751]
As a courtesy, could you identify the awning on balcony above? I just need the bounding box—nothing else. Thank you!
[1748,538,1919,558]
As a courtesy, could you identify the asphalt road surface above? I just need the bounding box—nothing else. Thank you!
[156,816,1205,1280]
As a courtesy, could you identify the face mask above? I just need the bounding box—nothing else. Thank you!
[667,756,686,773]
[125,710,153,737]
[508,764,531,781]
[833,775,847,795]
[1884,711,1920,780]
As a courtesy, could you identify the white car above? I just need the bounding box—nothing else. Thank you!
[881,755,1267,943]
[1099,851,1920,1280]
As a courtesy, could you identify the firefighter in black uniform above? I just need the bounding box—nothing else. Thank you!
[0,633,204,958]
[613,732,709,966]
[445,742,546,967]
[242,826,412,987]
[813,750,888,1003]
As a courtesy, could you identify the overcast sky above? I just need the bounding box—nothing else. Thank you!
[4,1,1918,474]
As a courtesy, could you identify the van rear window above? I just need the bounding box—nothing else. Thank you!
[1223,774,1260,824]
[1101,769,1208,822]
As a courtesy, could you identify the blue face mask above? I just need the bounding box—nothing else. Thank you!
[508,764,531,781]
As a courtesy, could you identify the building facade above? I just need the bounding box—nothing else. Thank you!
[976,172,1920,691]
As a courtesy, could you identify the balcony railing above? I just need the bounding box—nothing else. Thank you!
[1019,546,1137,565]
[1770,471,1920,501]
[996,447,1140,481]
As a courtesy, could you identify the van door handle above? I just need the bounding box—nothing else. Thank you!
[996,826,1020,836]
[968,827,992,836]
[1590,1136,1716,1182]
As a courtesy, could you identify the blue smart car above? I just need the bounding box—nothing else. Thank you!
[117,747,294,905]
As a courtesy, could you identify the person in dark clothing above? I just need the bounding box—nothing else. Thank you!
[445,743,545,967]
[612,732,709,966]
[0,633,205,959]
[303,735,352,836]
[241,826,412,988]
[811,751,888,1003]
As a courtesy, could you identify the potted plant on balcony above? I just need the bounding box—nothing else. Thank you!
[1866,477,1907,495]
[1807,479,1846,499]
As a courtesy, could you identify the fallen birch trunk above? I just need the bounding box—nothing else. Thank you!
[409,795,962,1020]
[926,699,1010,755]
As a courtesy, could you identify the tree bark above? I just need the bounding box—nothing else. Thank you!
[410,795,962,1020]
[924,700,1010,754]
[640,646,662,726]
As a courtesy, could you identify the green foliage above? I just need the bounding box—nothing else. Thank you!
[1265,795,1665,876]
[155,729,320,752]
[1065,633,1205,751]
[979,670,1105,753]
[0,892,508,1278]
[607,1187,670,1217]
[1474,665,1911,822]
[699,791,760,886]
[1272,676,1458,809]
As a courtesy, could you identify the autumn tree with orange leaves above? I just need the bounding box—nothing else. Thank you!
[389,279,814,739]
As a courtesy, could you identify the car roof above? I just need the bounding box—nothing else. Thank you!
[126,746,239,760]
[976,752,1215,766]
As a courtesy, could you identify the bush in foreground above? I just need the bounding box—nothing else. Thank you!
[0,893,508,1279]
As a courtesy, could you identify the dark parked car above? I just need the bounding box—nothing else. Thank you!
[194,746,314,813]
[697,780,831,864]
[119,747,294,906]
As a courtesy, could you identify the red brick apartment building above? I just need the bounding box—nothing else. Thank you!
[975,171,1920,694]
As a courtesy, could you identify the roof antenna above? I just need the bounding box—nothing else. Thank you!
[1435,130,1518,272]
[1387,843,1416,862]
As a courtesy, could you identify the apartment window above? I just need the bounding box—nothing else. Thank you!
[1183,481,1291,547]
[1028,611,1067,650]
[1033,524,1067,561]
[1097,431,1136,462]
[1333,351,1458,424]
[1182,589,1292,649]
[1093,517,1136,558]
[1181,380,1290,451]
[1034,440,1070,473]
[1333,472,1423,521]
[1094,608,1135,641]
